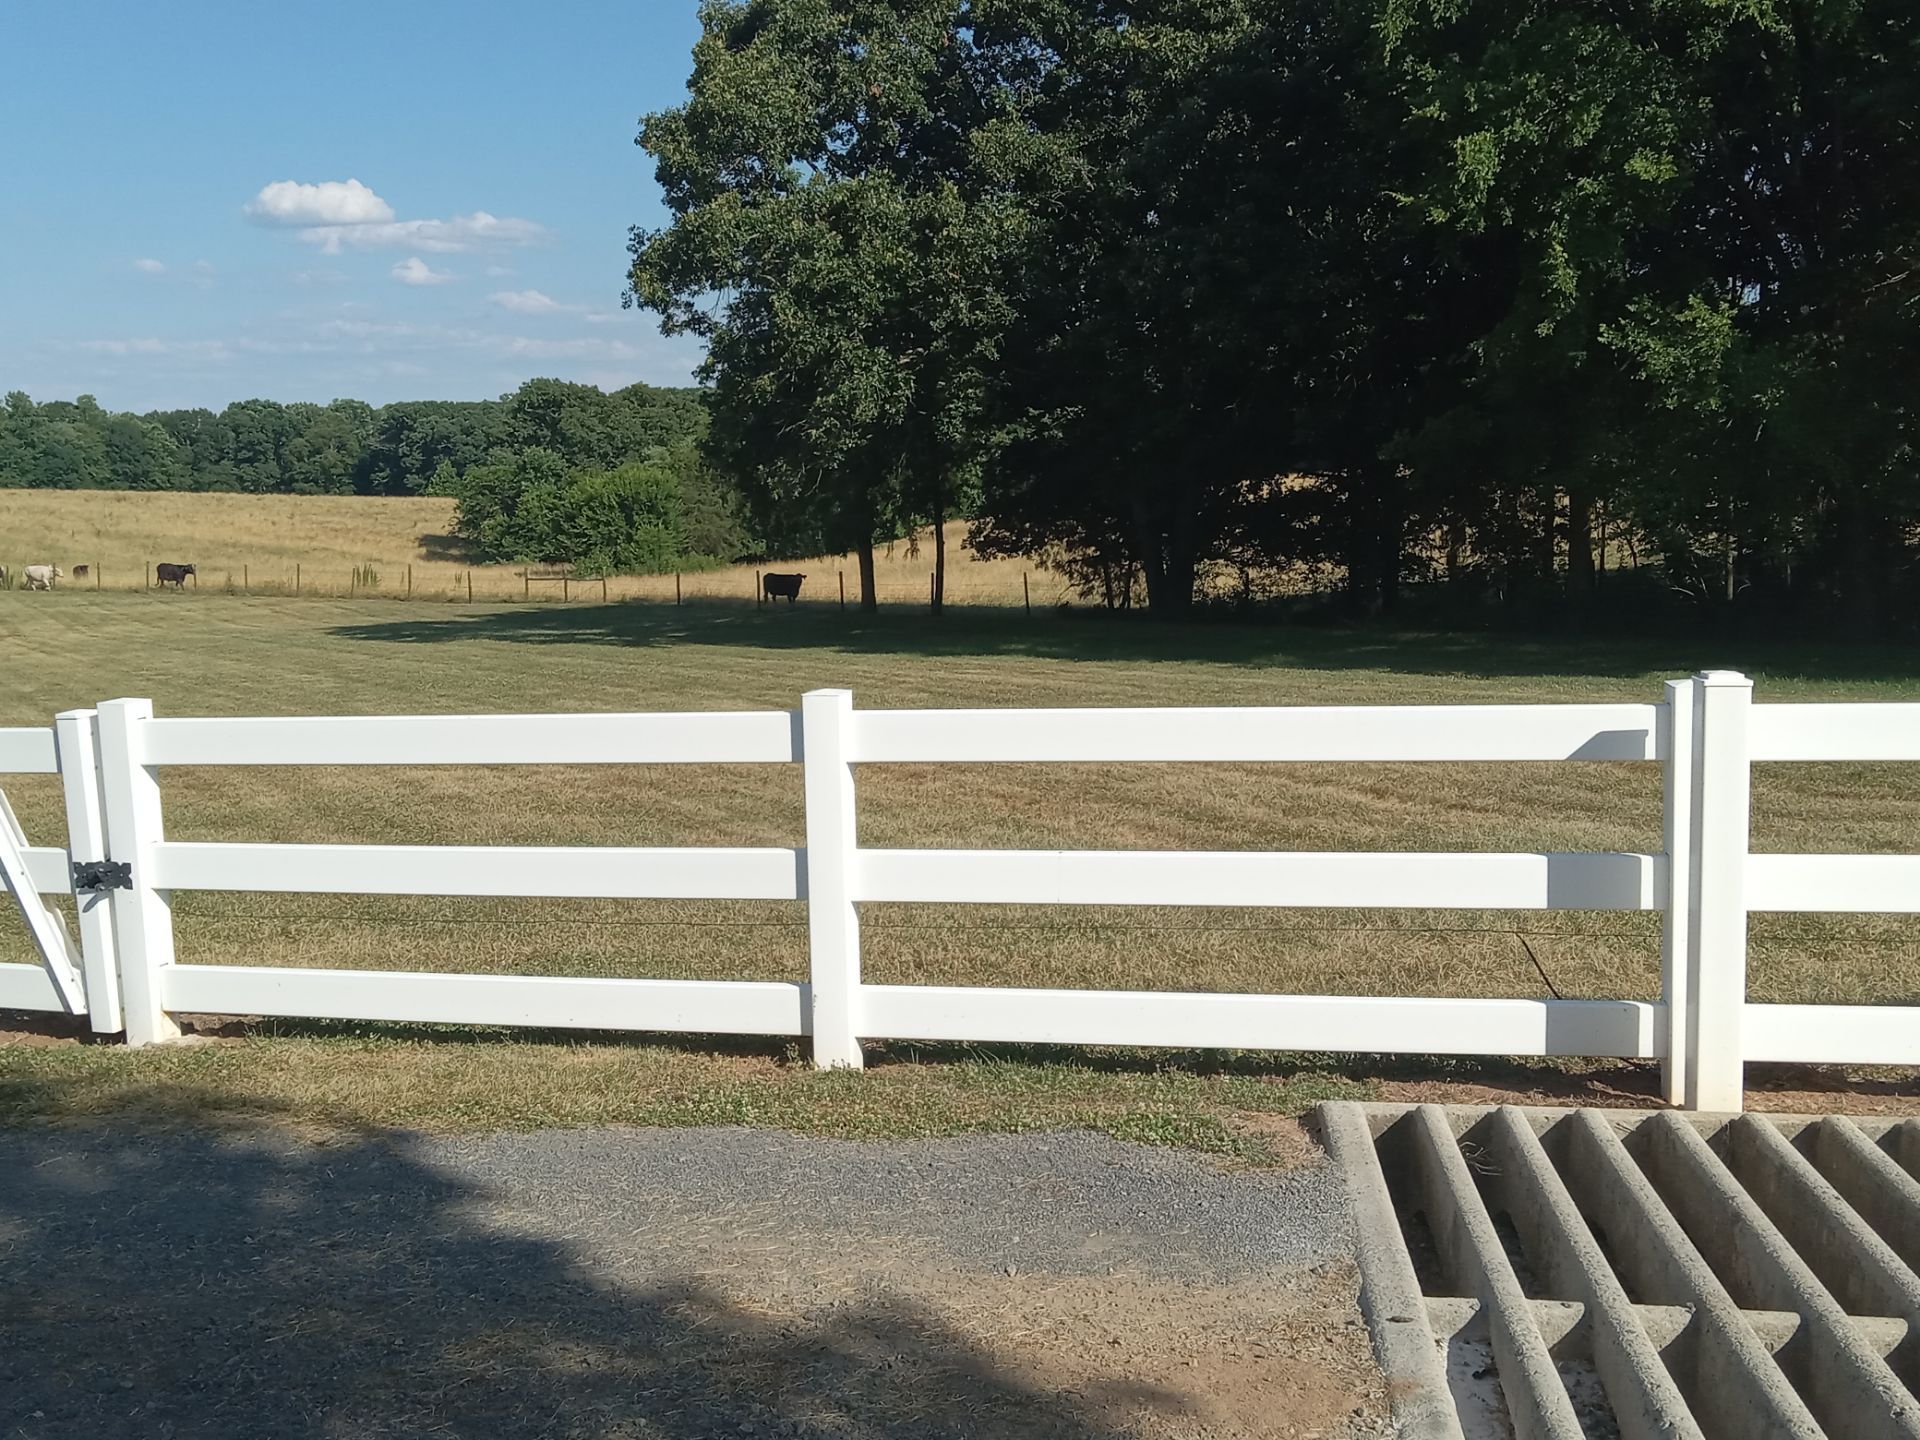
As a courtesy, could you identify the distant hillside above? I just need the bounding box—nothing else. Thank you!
[0,379,707,497]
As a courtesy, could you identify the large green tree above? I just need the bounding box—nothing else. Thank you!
[629,0,1028,611]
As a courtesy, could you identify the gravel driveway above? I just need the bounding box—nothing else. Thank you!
[1,1124,1388,1438]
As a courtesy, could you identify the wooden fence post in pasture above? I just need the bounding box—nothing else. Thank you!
[349,568,356,596]
[53,709,122,1034]
[601,576,608,602]
[839,570,846,610]
[145,562,151,591]
[94,698,179,1046]
[295,563,301,595]
[562,576,570,602]
[225,571,232,593]
[801,688,864,1069]
[523,571,530,600]
[243,565,249,593]
[930,573,936,609]
[95,565,102,590]
[407,564,413,598]
[1023,572,1031,616]
[1682,669,1752,1112]
[467,572,473,603]
[675,572,682,605]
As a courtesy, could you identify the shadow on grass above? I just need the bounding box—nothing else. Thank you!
[325,600,1920,684]
[415,531,482,564]
[0,1093,1166,1439]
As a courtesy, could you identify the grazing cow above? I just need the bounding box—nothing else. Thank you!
[155,562,195,589]
[71,564,89,579]
[762,572,806,603]
[24,564,61,591]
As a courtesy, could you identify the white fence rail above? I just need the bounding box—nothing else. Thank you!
[0,672,1916,1111]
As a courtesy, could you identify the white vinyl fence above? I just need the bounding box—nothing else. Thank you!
[2,673,1916,1111]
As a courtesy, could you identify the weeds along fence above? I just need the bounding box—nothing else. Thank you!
[2,674,1917,1111]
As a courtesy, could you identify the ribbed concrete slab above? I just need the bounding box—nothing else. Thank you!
[1318,1102,1920,1440]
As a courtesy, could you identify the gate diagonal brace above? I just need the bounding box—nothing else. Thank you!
[0,786,88,1014]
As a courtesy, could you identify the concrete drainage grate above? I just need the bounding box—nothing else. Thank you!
[1317,1102,1920,1440]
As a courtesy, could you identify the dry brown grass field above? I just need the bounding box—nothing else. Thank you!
[1,545,1917,1138]
[0,486,1062,606]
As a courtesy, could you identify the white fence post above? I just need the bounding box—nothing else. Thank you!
[54,709,124,1034]
[94,699,180,1045]
[802,688,864,1068]
[1658,678,1697,1107]
[1685,670,1752,1111]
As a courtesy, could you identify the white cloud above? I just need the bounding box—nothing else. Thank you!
[247,178,394,226]
[132,258,166,274]
[484,264,514,277]
[489,290,620,323]
[77,337,232,360]
[392,256,454,286]
[301,211,545,255]
[489,288,562,315]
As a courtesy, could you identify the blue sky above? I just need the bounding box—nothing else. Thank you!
[1,0,709,411]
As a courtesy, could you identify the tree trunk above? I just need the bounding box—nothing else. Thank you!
[857,536,877,613]
[1375,471,1403,614]
[1131,490,1196,617]
[1838,496,1879,635]
[931,509,946,617]
[1567,487,1596,597]
[1534,485,1558,591]
[1347,468,1403,615]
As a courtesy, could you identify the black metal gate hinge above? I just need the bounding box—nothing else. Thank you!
[72,860,132,893]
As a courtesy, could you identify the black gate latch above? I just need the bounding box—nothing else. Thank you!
[72,860,132,893]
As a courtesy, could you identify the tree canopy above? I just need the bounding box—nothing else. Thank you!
[631,0,1920,629]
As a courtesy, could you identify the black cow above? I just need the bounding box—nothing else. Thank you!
[155,563,196,590]
[762,572,805,603]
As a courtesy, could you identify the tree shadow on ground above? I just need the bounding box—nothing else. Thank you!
[324,601,1920,685]
[416,532,481,563]
[0,1100,1165,1439]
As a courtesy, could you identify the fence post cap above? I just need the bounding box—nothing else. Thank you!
[802,687,853,702]
[1694,669,1752,687]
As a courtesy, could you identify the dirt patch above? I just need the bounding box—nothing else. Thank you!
[624,1260,1389,1439]
[0,1011,91,1047]
[1,1122,1388,1438]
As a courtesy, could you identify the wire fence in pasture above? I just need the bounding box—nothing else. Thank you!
[0,555,1078,613]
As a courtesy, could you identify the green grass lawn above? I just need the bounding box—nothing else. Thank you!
[3,591,1917,1145]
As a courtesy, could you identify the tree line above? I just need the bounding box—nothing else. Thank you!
[0,381,750,572]
[629,0,1919,629]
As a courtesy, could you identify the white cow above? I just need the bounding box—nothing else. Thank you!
[24,564,61,591]
[0,565,7,588]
